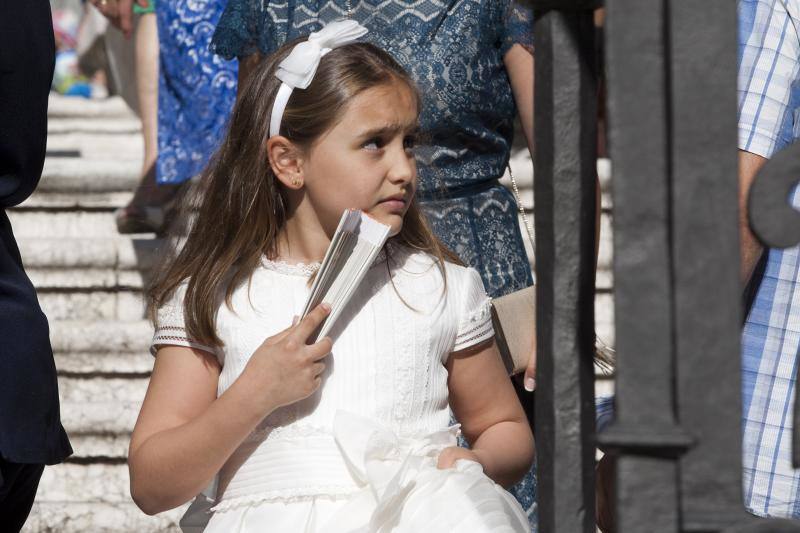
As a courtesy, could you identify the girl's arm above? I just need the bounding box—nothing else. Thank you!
[442,339,535,487]
[128,305,333,515]
[129,346,263,514]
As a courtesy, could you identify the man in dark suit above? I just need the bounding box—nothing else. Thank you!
[0,0,73,530]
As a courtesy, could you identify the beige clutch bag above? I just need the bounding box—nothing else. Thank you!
[491,285,536,375]
[492,165,616,376]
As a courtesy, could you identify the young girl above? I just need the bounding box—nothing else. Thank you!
[128,21,535,532]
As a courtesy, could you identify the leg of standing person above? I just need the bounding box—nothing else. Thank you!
[115,4,185,234]
[0,458,45,533]
[136,12,158,180]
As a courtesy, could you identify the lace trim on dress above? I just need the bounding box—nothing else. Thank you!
[454,298,494,351]
[260,248,389,277]
[260,257,321,276]
[243,423,332,443]
[211,485,359,513]
[151,329,219,357]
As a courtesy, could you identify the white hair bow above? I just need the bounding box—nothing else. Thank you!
[270,19,369,137]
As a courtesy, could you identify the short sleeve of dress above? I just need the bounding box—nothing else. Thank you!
[453,268,495,352]
[499,0,535,56]
[211,0,268,60]
[151,282,219,358]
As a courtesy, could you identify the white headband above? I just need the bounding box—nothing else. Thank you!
[269,19,369,138]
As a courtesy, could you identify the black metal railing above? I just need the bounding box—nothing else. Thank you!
[531,1,800,531]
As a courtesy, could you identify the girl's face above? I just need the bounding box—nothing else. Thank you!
[300,81,419,237]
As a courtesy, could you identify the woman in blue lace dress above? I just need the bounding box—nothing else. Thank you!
[156,0,238,185]
[211,1,537,528]
[114,0,240,234]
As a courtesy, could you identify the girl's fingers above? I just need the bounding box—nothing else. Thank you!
[437,447,460,469]
[266,326,293,345]
[311,362,326,376]
[292,304,331,343]
[307,337,333,360]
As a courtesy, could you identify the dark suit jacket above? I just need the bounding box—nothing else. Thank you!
[0,0,72,464]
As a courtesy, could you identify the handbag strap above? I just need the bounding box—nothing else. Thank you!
[507,161,616,369]
[507,163,536,252]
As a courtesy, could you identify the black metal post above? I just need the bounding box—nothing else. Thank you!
[532,8,598,533]
[598,0,691,530]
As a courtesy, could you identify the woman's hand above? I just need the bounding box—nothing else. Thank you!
[243,303,334,413]
[523,348,536,392]
[89,0,150,38]
[89,0,120,22]
[437,446,485,470]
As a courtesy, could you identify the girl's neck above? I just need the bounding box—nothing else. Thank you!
[276,213,332,265]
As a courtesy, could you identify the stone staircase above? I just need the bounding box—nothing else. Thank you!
[16,95,186,531]
[14,94,614,531]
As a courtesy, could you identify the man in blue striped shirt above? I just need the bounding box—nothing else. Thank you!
[738,0,800,518]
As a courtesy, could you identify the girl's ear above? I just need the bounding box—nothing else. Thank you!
[267,136,305,190]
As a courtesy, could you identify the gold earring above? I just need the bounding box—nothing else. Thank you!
[291,177,303,188]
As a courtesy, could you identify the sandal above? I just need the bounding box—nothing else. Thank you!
[116,165,191,235]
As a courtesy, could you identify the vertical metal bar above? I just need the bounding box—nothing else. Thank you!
[532,9,597,533]
[598,0,691,530]
[668,0,751,530]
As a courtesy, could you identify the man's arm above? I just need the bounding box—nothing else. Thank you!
[736,0,800,284]
[739,150,768,285]
[0,0,54,209]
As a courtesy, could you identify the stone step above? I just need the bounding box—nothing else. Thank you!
[47,131,143,161]
[28,268,147,291]
[20,191,134,209]
[59,376,147,434]
[28,462,187,532]
[51,320,152,354]
[35,158,140,194]
[504,153,614,209]
[48,117,142,135]
[595,292,614,346]
[48,94,136,119]
[39,291,145,321]
[25,501,184,533]
[68,434,132,459]
[19,237,161,270]
[55,352,153,376]
[9,211,130,238]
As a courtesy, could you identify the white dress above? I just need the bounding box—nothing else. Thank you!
[151,245,529,532]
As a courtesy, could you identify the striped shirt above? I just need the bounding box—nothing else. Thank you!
[738,0,800,517]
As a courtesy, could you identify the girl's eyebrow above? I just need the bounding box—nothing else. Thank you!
[356,122,419,139]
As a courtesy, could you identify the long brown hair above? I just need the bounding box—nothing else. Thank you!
[147,40,460,349]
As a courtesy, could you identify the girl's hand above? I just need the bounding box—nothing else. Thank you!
[437,446,485,470]
[244,303,334,412]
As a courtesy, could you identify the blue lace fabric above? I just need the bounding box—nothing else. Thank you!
[155,0,238,184]
[211,2,537,527]
[212,0,534,297]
